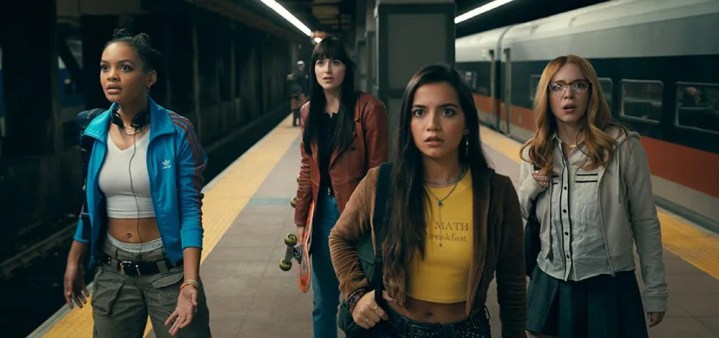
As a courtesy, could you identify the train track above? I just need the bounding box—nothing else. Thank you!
[0,223,75,280]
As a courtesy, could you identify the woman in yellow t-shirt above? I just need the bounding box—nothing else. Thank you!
[329,64,527,337]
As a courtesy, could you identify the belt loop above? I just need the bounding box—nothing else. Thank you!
[444,323,453,338]
[401,316,409,337]
[157,260,168,274]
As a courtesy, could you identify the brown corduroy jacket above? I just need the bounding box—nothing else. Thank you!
[329,166,527,338]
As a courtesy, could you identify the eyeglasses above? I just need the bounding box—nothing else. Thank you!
[548,81,591,96]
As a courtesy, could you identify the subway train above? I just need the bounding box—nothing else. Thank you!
[456,0,719,228]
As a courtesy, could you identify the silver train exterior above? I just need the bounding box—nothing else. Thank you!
[456,0,719,230]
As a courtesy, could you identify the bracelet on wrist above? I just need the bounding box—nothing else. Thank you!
[347,287,369,313]
[180,279,201,291]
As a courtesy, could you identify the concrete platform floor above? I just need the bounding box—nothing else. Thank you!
[155,121,719,337]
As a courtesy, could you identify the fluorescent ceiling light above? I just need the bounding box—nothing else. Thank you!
[455,0,514,24]
[260,0,312,36]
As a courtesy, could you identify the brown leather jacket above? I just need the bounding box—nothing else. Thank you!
[328,167,527,338]
[294,91,388,231]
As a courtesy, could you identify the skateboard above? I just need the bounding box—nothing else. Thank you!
[279,201,313,293]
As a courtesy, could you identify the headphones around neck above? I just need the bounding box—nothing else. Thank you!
[111,108,149,131]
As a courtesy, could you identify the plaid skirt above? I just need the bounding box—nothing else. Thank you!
[527,267,648,338]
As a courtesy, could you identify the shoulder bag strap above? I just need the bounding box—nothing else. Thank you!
[372,162,392,304]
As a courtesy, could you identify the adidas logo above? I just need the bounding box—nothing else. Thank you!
[162,159,171,169]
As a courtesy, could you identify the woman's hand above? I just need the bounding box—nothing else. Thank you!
[532,169,550,189]
[165,286,199,336]
[63,262,89,309]
[647,311,665,327]
[352,290,388,329]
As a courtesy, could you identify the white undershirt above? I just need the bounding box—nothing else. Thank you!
[98,130,156,218]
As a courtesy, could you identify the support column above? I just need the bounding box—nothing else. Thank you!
[0,0,59,156]
[134,15,171,106]
[191,23,203,137]
[374,0,455,148]
[81,15,119,109]
[354,0,369,92]
[164,12,194,118]
[0,3,5,157]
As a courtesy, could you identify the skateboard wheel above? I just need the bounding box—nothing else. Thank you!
[284,233,298,246]
[290,196,297,208]
[279,259,292,271]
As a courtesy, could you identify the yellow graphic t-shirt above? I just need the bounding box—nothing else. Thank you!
[407,170,473,303]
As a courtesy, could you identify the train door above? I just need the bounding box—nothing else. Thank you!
[501,48,512,134]
[488,49,499,130]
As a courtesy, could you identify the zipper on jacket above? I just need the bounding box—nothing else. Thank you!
[597,163,617,276]
[146,134,161,240]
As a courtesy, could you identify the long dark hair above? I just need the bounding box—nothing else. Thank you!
[382,64,490,304]
[302,36,357,154]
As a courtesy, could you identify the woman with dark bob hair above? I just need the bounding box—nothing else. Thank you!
[520,55,667,338]
[329,64,527,337]
[294,36,388,338]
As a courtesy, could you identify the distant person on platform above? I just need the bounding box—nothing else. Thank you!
[289,60,309,126]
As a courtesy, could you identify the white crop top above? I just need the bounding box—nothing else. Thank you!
[98,131,156,218]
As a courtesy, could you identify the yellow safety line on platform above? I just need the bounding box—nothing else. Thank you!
[480,125,719,281]
[480,126,523,163]
[43,117,299,337]
[659,212,719,280]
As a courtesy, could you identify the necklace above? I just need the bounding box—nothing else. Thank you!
[119,125,145,136]
[561,140,577,150]
[425,166,468,247]
[424,166,468,186]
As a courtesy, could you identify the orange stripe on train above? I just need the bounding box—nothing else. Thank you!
[472,94,719,199]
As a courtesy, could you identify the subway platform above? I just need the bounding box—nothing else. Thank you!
[34,116,719,337]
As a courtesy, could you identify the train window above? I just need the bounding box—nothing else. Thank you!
[598,78,613,109]
[620,80,663,123]
[529,74,540,101]
[676,82,719,134]
[464,71,477,91]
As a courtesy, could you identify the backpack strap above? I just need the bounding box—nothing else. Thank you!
[371,162,392,304]
[76,108,105,179]
[75,108,104,227]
